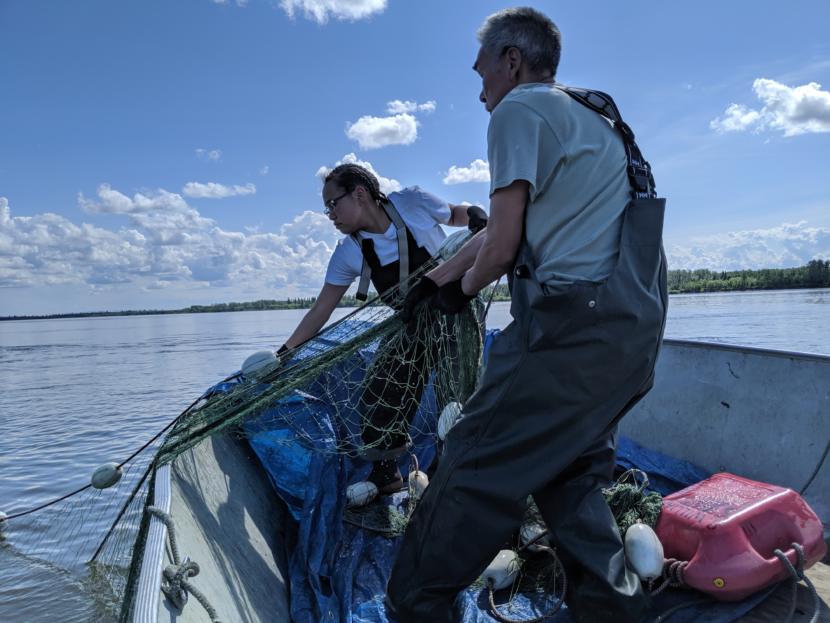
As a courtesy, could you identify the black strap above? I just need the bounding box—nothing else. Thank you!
[554,84,657,199]
[361,238,381,270]
[352,200,412,302]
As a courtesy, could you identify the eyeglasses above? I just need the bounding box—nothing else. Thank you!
[324,191,349,216]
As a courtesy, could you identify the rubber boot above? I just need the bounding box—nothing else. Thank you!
[368,459,404,495]
[533,434,649,623]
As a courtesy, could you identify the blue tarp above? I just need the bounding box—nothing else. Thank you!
[225,328,775,623]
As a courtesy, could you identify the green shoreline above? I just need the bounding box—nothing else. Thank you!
[2,261,828,321]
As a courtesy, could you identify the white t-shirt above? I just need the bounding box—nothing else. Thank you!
[324,186,450,286]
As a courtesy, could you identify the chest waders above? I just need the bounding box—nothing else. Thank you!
[387,87,668,623]
[354,201,440,461]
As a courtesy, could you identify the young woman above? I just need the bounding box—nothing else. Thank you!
[280,163,485,500]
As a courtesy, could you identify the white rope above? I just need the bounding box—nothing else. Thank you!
[146,506,222,623]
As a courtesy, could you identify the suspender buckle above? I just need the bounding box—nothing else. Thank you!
[627,163,653,194]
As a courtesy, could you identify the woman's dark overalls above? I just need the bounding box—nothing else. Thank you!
[355,200,438,460]
[387,87,668,623]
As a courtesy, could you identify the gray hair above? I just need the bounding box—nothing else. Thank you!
[477,7,561,77]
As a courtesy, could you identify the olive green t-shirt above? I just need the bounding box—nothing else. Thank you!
[487,83,630,290]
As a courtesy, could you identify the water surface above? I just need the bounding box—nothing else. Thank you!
[0,288,827,620]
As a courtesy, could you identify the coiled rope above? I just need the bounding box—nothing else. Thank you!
[147,506,221,623]
[649,559,689,596]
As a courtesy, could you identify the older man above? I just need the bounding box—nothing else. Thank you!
[388,7,667,623]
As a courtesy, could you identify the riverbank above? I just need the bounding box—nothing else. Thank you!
[0,295,371,321]
[3,262,828,321]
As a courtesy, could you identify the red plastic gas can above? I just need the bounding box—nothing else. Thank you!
[655,472,827,601]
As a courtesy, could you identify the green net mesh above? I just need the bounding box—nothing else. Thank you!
[0,445,159,622]
[603,469,663,536]
[0,231,491,621]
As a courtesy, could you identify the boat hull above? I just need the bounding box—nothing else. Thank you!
[129,339,830,621]
[621,339,830,536]
[131,432,290,622]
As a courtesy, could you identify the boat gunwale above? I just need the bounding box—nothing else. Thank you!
[663,338,830,363]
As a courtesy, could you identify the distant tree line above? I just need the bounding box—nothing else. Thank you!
[0,293,379,321]
[3,262,827,321]
[481,260,830,299]
[666,260,829,293]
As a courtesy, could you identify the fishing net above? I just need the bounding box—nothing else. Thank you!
[0,439,161,623]
[0,231,492,622]
[1,226,670,622]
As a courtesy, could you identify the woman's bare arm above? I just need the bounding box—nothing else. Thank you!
[284,282,349,348]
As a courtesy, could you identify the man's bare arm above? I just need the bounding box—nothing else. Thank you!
[427,229,486,286]
[461,180,527,294]
[284,282,349,348]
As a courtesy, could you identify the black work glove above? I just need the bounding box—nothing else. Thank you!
[400,276,439,324]
[466,205,488,234]
[276,343,289,362]
[432,277,475,315]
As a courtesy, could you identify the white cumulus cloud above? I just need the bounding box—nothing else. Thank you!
[709,104,762,133]
[345,113,418,150]
[443,159,491,185]
[0,196,151,288]
[315,153,402,196]
[79,185,216,246]
[710,79,830,136]
[79,184,190,215]
[667,221,830,270]
[279,0,386,23]
[195,148,222,161]
[0,188,342,300]
[182,182,256,199]
[386,99,437,114]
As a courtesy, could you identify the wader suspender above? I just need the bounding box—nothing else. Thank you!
[353,200,411,302]
[554,85,657,200]
[510,84,662,292]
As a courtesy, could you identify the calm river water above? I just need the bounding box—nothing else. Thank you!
[0,288,828,621]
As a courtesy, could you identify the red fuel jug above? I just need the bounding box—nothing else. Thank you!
[655,472,827,601]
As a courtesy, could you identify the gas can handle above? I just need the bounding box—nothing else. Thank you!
[708,528,798,590]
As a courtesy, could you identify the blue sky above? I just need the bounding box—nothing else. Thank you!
[1,0,829,315]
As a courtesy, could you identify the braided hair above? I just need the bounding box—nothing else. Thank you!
[324,164,389,204]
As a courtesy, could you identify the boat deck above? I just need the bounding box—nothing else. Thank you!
[741,562,830,622]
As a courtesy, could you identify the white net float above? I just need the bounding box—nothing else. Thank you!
[438,230,472,260]
[408,470,429,498]
[437,401,464,441]
[624,522,664,581]
[482,549,519,591]
[346,481,378,508]
[91,463,123,490]
[241,350,277,378]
